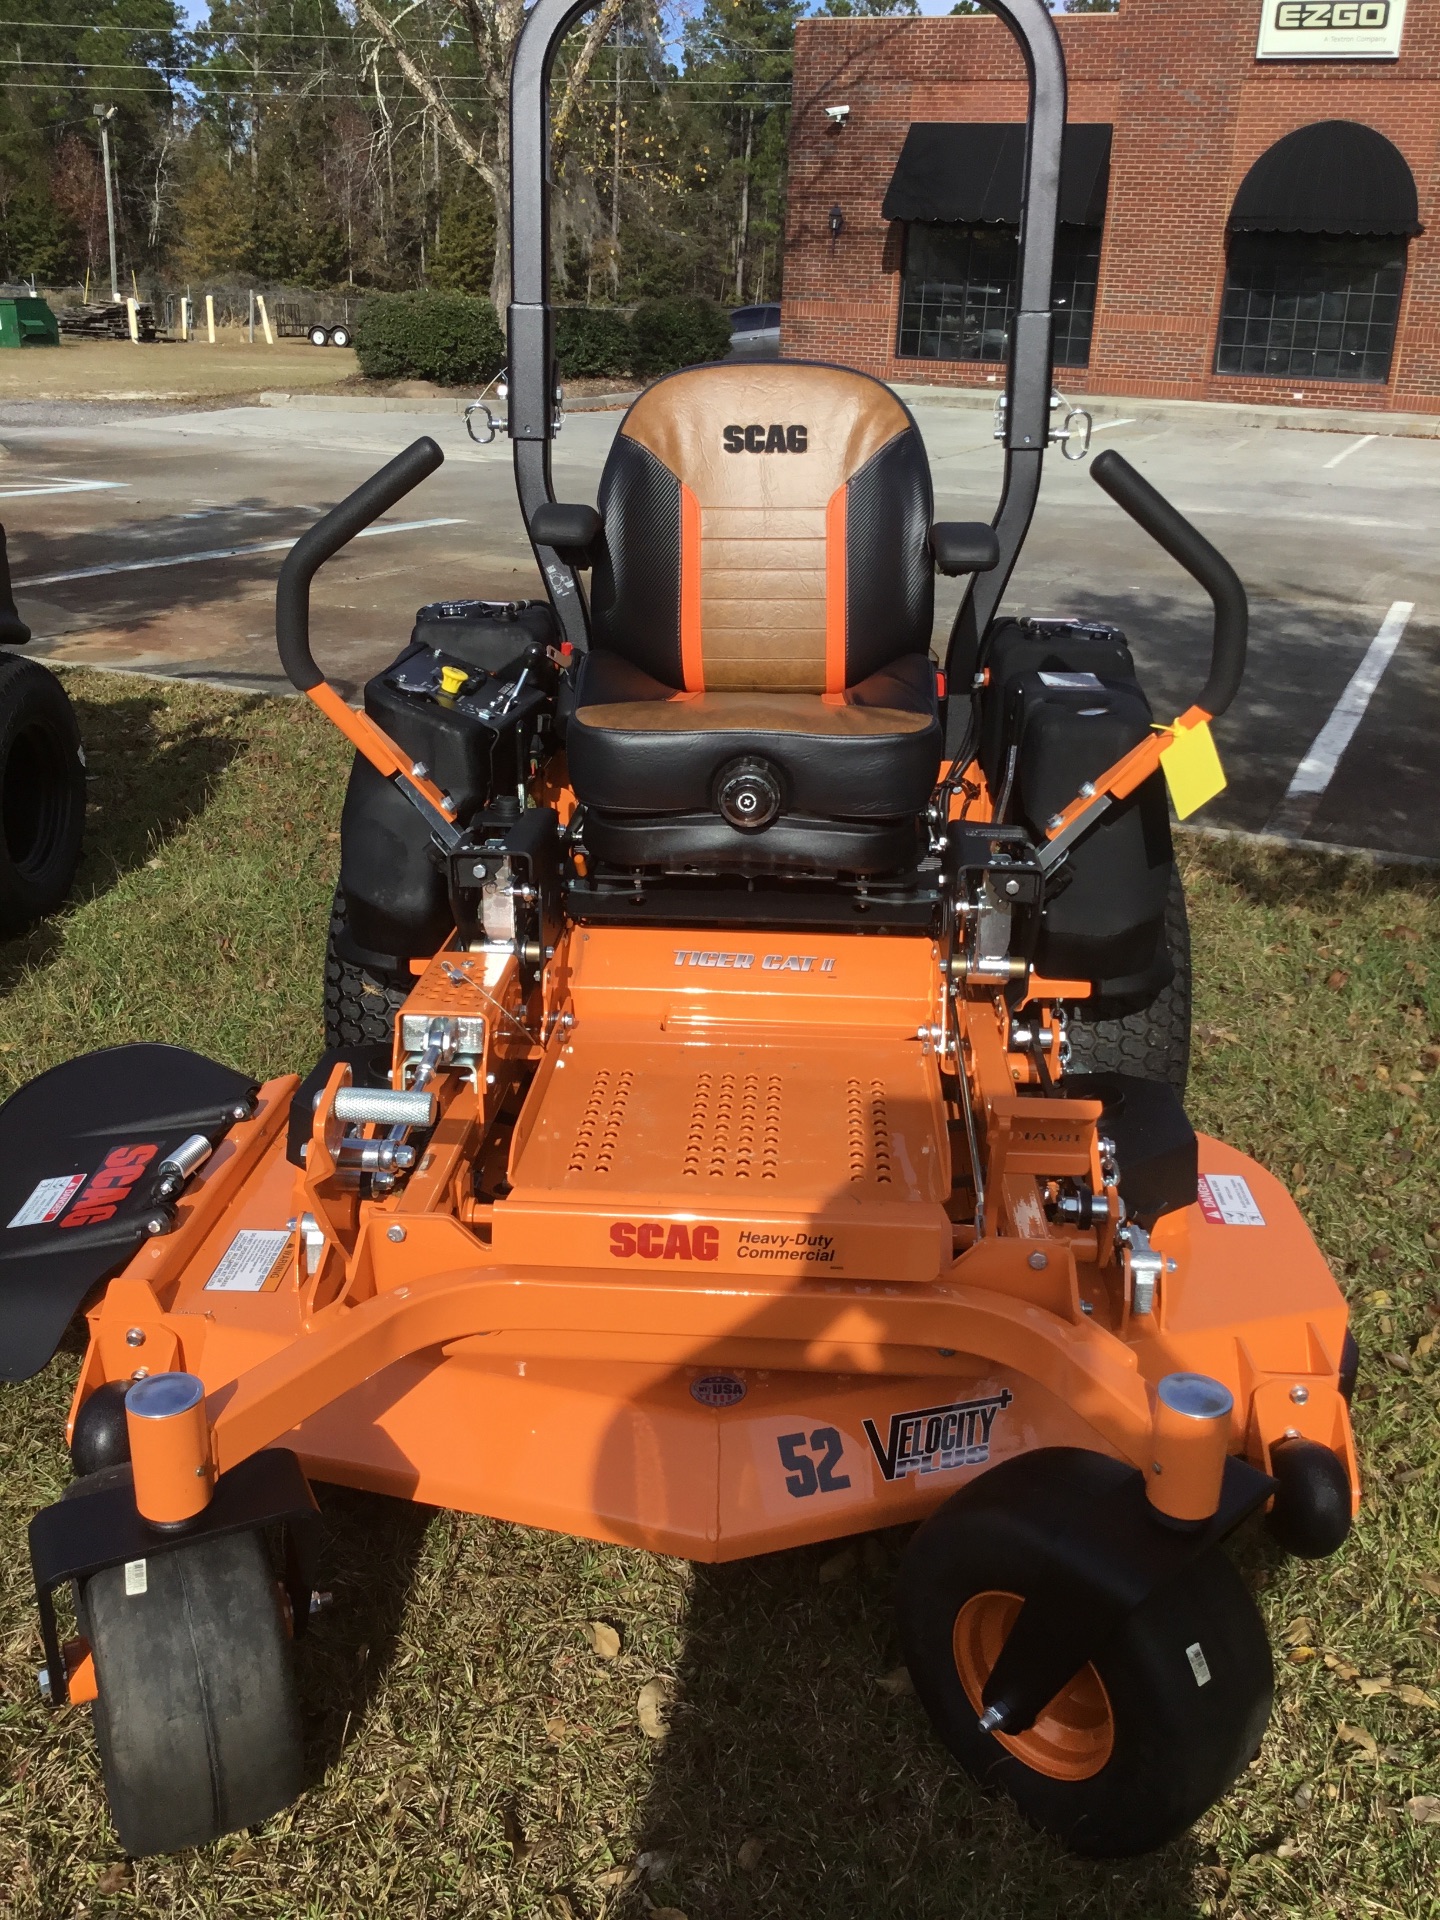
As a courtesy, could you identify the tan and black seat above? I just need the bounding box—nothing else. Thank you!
[555,362,982,875]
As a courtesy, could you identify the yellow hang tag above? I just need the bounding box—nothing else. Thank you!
[1159,717,1226,820]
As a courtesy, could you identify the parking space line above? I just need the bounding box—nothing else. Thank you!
[13,517,465,588]
[0,479,128,499]
[1322,434,1377,471]
[1089,418,1137,436]
[1265,599,1415,837]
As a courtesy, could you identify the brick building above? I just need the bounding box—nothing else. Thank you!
[783,0,1440,411]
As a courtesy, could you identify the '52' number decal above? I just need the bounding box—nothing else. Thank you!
[777,1427,852,1498]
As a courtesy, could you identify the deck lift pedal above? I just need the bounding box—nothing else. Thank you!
[3,0,1357,1862]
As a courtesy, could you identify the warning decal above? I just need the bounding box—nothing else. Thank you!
[1197,1174,1266,1228]
[7,1174,86,1229]
[204,1228,292,1293]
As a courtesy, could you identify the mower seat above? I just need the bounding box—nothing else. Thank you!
[565,363,946,875]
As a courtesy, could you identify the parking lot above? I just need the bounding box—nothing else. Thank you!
[2,387,1436,860]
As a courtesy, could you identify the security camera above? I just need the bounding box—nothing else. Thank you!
[824,105,851,126]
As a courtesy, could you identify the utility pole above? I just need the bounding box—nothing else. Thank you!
[92,104,120,304]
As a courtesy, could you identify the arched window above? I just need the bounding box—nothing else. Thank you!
[1216,122,1420,384]
[883,124,1111,368]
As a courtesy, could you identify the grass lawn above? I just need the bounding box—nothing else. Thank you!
[0,335,358,405]
[0,670,1436,1920]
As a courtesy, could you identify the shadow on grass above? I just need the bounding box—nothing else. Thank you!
[299,1485,434,1789]
[623,1534,1208,1920]
[0,682,257,998]
[1191,838,1440,912]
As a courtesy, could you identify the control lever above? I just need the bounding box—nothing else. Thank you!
[1035,454,1249,873]
[275,438,461,853]
[1089,450,1247,720]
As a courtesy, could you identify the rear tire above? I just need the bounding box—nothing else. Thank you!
[308,325,329,348]
[898,1467,1273,1857]
[323,885,409,1052]
[1064,865,1191,1095]
[81,1527,303,1856]
[329,325,351,349]
[0,654,85,936]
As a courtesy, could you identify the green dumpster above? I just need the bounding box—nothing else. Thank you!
[0,297,61,347]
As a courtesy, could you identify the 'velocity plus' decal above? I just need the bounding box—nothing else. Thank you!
[862,1389,1013,1482]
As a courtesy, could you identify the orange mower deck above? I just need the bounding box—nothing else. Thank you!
[61,924,1356,1560]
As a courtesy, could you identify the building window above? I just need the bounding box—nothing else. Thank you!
[897,224,1101,367]
[1215,233,1407,384]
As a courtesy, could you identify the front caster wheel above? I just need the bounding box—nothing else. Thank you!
[898,1475,1273,1857]
[81,1525,304,1856]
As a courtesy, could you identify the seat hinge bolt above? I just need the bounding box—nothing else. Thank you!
[1289,1384,1309,1405]
[125,1327,146,1347]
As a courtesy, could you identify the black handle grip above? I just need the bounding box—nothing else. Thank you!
[276,437,444,693]
[1090,448,1247,720]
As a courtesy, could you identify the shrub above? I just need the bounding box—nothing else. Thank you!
[628,295,732,379]
[353,291,504,386]
[554,307,633,379]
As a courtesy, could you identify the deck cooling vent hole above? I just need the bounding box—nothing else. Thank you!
[847,1078,892,1184]
[685,1071,782,1179]
[568,1069,633,1175]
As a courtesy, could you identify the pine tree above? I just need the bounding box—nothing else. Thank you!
[430,195,496,295]
[683,0,796,305]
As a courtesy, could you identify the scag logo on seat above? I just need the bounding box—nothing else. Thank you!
[722,424,808,454]
[611,1220,720,1261]
[59,1143,159,1229]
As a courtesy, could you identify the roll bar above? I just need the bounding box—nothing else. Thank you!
[509,0,601,652]
[507,0,1066,666]
[1090,451,1247,720]
[942,0,1065,727]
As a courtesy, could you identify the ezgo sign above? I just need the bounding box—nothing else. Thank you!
[1258,0,1408,58]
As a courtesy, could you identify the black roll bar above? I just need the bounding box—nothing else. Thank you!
[1090,450,1248,720]
[509,0,598,653]
[943,0,1065,734]
[507,0,1065,669]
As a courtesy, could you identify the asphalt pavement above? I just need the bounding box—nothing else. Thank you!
[1,386,1435,860]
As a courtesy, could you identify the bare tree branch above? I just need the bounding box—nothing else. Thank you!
[353,0,498,192]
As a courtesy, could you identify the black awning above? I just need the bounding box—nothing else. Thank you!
[881,123,1111,227]
[1230,121,1420,237]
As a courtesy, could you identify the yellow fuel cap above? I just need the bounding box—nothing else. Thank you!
[438,664,469,696]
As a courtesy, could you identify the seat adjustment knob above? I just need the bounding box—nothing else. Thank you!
[715,756,782,832]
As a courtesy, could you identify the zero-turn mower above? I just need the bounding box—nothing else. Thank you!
[4,0,1359,1862]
